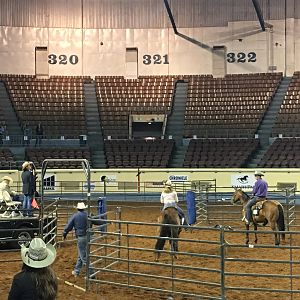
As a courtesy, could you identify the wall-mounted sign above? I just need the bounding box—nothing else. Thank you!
[231,173,255,189]
[169,175,188,182]
[43,174,56,191]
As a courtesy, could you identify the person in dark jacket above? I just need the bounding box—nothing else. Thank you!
[63,202,95,278]
[35,122,44,147]
[8,237,57,300]
[21,161,35,217]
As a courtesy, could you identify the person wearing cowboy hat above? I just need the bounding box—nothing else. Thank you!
[63,202,95,278]
[0,175,21,217]
[0,175,17,202]
[245,171,268,225]
[21,161,35,217]
[8,238,57,300]
[160,180,189,227]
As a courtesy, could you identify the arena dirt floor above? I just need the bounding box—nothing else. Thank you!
[1,201,300,300]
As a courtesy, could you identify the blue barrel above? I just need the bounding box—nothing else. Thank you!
[97,197,107,232]
[186,191,196,225]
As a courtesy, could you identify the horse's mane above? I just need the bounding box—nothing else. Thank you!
[238,189,250,200]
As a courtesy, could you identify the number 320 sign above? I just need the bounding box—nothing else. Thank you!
[48,54,79,65]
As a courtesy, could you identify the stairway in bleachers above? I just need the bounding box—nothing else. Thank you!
[166,80,188,167]
[257,77,292,146]
[247,76,292,168]
[84,82,106,168]
[0,81,23,136]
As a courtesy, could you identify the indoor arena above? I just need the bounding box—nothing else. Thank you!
[1,0,300,299]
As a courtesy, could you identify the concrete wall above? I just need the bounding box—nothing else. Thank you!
[1,19,299,76]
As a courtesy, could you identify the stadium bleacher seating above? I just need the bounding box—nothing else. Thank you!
[258,138,300,168]
[0,74,88,138]
[184,73,282,138]
[104,139,174,168]
[273,71,300,137]
[25,147,91,169]
[0,148,17,169]
[183,138,260,168]
[95,76,177,139]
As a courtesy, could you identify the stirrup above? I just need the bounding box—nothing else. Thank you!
[181,217,185,225]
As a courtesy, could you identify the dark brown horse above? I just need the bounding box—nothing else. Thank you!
[231,189,285,245]
[154,207,181,261]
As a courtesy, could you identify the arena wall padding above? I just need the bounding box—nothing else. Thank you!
[186,190,196,225]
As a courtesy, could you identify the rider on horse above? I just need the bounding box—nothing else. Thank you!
[245,170,268,225]
[160,180,189,227]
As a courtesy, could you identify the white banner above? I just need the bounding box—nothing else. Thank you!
[169,175,188,182]
[231,174,255,189]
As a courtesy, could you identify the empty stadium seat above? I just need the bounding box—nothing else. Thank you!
[183,138,260,168]
[104,139,175,168]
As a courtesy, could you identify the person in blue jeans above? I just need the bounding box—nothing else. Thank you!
[63,202,95,278]
[160,180,189,226]
[21,161,35,217]
[245,171,268,225]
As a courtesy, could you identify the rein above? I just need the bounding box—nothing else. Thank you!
[233,189,250,204]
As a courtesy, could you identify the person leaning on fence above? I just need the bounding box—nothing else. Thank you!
[160,180,189,226]
[8,237,58,300]
[63,202,95,278]
[245,171,268,225]
[21,161,35,217]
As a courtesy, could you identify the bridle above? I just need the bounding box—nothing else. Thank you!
[232,189,250,204]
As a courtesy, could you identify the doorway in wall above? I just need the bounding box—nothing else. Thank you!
[212,46,227,77]
[126,48,138,79]
[35,47,49,78]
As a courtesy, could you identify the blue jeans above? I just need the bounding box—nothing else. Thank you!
[74,235,94,276]
[245,196,258,222]
[23,195,33,216]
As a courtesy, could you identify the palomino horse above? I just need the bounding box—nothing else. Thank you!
[154,207,181,261]
[231,189,285,245]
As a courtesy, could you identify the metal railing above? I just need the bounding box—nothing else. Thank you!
[0,134,83,147]
[87,218,300,299]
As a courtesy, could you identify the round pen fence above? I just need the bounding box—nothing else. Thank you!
[87,218,300,300]
[86,185,300,299]
[193,186,299,230]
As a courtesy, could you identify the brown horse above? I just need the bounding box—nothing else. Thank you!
[231,189,285,245]
[154,207,181,261]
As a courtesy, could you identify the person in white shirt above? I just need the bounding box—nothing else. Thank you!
[160,180,188,226]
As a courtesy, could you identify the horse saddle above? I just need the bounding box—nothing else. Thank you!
[163,203,177,210]
[252,198,266,216]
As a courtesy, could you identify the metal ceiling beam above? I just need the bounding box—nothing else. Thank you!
[252,0,266,31]
[163,0,178,35]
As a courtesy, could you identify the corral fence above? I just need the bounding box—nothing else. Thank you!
[87,218,300,300]
[86,182,300,299]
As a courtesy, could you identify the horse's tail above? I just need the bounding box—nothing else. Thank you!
[277,204,285,240]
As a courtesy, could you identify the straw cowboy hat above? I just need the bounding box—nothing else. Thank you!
[21,238,56,269]
[1,176,13,184]
[164,180,173,187]
[254,171,264,176]
[22,161,31,170]
[76,202,87,210]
